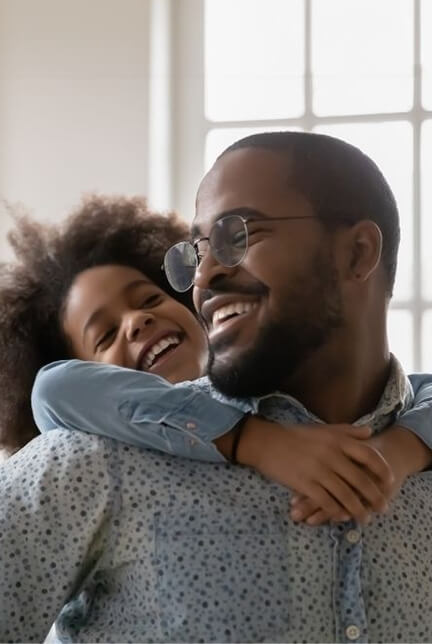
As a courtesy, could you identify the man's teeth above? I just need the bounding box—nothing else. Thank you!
[212,302,258,328]
[142,335,180,369]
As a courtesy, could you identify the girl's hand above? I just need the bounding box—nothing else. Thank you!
[289,424,431,525]
[236,417,394,525]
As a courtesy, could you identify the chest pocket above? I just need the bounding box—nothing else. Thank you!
[154,506,292,643]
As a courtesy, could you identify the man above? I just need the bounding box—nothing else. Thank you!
[164,131,432,642]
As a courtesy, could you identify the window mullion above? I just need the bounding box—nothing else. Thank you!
[303,0,313,130]
[413,0,423,369]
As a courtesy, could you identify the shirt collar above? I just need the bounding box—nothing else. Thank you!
[356,354,413,426]
[251,354,413,431]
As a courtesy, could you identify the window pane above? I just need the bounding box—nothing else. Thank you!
[388,309,413,373]
[421,121,432,298]
[205,126,303,171]
[422,0,432,109]
[312,122,413,301]
[205,0,304,121]
[312,0,414,116]
[422,310,432,371]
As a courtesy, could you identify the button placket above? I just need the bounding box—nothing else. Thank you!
[332,521,367,643]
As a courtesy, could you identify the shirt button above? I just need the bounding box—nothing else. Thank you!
[186,422,196,430]
[346,529,361,544]
[346,624,360,640]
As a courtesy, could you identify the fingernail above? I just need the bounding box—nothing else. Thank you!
[291,509,301,521]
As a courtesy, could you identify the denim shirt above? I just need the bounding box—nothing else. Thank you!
[32,359,432,458]
[1,358,432,642]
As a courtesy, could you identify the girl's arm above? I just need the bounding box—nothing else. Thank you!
[32,359,247,463]
[347,373,432,483]
[367,373,432,485]
[32,359,393,524]
[397,373,432,451]
[372,374,432,481]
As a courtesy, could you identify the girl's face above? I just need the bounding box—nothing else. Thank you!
[62,264,208,383]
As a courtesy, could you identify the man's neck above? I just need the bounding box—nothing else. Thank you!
[280,330,391,424]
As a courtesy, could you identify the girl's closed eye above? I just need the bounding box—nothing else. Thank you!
[141,293,164,308]
[95,327,117,351]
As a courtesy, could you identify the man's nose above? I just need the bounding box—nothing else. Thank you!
[125,311,155,342]
[193,248,237,290]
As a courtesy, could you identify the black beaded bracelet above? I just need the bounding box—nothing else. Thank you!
[230,415,250,465]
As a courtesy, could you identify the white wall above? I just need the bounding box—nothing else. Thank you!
[0,0,152,258]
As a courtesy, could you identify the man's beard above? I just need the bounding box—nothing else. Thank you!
[207,253,344,398]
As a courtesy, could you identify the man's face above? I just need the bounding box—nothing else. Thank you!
[192,147,344,397]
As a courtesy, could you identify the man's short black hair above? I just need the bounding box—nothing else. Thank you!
[221,131,400,296]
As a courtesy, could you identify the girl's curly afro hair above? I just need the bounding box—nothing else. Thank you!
[0,194,191,453]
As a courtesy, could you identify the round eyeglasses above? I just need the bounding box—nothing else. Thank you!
[162,213,324,293]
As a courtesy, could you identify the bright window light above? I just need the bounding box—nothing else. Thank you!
[311,0,413,115]
[421,120,432,299]
[205,0,304,121]
[422,0,432,109]
[388,310,413,373]
[422,310,432,371]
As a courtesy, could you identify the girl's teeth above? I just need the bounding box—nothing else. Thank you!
[143,335,180,369]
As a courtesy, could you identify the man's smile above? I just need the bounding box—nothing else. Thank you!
[211,300,259,328]
[200,293,261,341]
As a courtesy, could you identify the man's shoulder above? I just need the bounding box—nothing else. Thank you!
[6,429,170,470]
[0,429,117,482]
[15,427,112,455]
[21,429,211,482]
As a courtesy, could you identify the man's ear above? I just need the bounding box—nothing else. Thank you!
[338,220,383,282]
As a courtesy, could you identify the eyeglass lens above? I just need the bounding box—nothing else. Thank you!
[210,215,248,267]
[163,241,197,293]
[163,215,248,292]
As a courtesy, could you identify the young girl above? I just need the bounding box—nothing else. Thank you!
[1,195,431,641]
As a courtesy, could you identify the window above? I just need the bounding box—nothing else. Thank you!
[174,0,431,372]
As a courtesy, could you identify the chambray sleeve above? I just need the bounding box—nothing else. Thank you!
[32,360,247,462]
[0,430,117,643]
[398,373,432,449]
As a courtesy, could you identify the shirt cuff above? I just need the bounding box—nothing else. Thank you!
[120,391,246,463]
[397,405,432,451]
